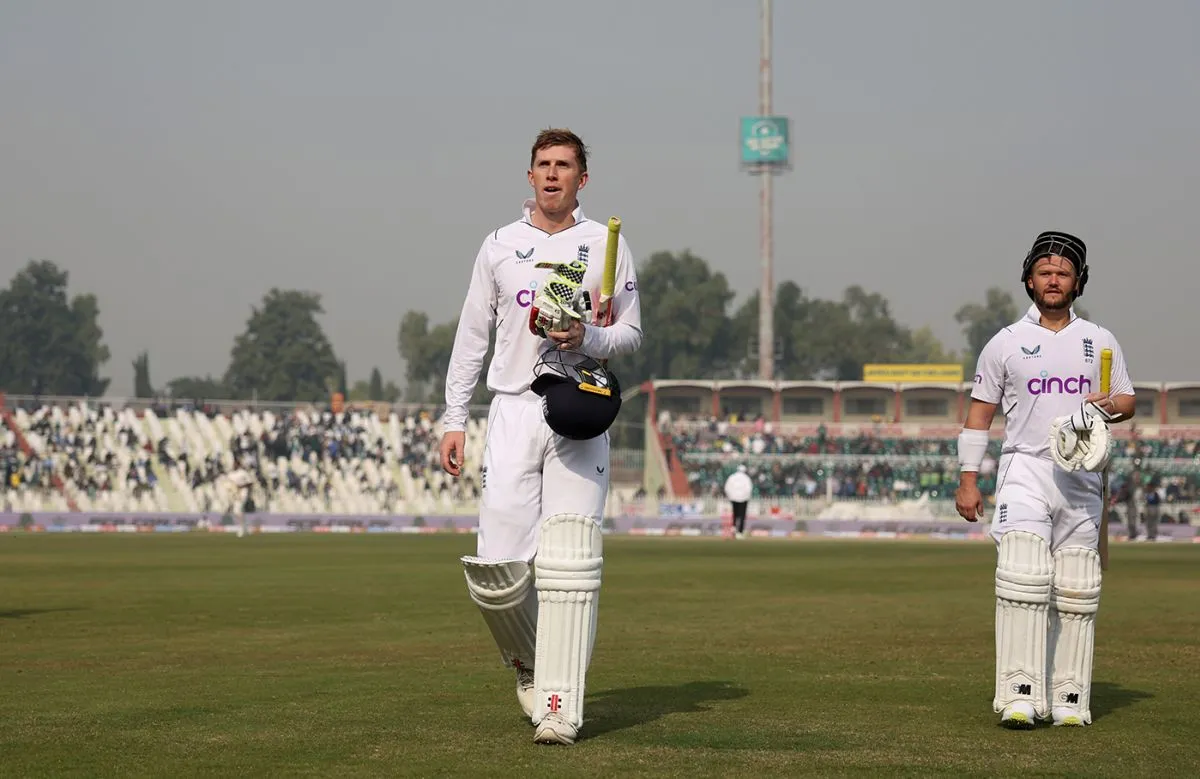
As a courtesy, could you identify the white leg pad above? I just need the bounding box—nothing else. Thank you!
[532,513,603,730]
[1050,546,1102,723]
[994,530,1053,718]
[462,556,538,672]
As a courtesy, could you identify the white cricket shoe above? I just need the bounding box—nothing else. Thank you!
[1051,707,1088,727]
[533,713,577,745]
[999,701,1037,729]
[516,666,535,719]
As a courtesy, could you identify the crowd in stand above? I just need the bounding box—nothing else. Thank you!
[391,409,481,506]
[665,414,1200,460]
[2,401,481,515]
[667,423,964,458]
[18,404,160,503]
[2,430,56,503]
[685,459,977,501]
[195,406,481,513]
[3,401,1197,517]
[665,416,1200,508]
[154,407,409,514]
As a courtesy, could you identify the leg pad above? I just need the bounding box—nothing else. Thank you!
[462,556,538,671]
[532,513,603,730]
[994,531,1053,718]
[1050,546,1102,723]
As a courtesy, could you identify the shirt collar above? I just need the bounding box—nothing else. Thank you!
[522,198,585,226]
[1023,303,1077,324]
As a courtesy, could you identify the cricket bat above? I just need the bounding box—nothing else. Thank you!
[1099,347,1113,571]
[596,216,621,328]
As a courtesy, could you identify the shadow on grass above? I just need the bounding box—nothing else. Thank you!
[580,680,749,740]
[1091,681,1153,721]
[0,607,84,620]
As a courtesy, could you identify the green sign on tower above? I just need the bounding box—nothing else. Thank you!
[740,115,790,166]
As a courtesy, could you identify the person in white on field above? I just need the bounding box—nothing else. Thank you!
[955,231,1135,730]
[724,464,753,539]
[440,128,643,746]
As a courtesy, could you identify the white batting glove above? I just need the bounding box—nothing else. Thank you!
[1050,410,1114,473]
[1049,416,1082,471]
[1069,401,1115,434]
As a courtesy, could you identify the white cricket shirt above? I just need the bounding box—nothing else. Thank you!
[724,470,753,502]
[971,304,1134,461]
[441,199,644,432]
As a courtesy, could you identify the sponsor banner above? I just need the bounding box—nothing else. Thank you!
[624,502,797,521]
[0,513,1195,542]
[862,364,964,383]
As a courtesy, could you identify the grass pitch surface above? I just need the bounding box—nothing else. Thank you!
[1,534,1196,777]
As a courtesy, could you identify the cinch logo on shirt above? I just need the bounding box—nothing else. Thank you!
[1026,372,1092,395]
[516,281,539,308]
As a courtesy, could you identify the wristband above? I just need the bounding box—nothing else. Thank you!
[958,428,990,472]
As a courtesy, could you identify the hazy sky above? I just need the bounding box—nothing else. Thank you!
[3,0,1198,396]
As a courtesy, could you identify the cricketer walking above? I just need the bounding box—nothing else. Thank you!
[438,128,643,745]
[955,231,1135,728]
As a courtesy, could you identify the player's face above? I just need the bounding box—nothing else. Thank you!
[528,145,587,217]
[1028,255,1077,310]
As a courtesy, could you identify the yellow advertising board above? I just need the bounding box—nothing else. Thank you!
[862,364,964,383]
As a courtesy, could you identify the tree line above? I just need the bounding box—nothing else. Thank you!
[0,254,1072,404]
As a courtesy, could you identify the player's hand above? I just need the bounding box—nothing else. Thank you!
[1071,394,1115,429]
[1084,392,1116,418]
[440,431,465,477]
[547,320,585,350]
[954,483,984,523]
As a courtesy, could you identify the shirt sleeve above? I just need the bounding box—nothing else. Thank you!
[1105,330,1135,397]
[442,241,496,432]
[970,332,1006,404]
[580,234,643,359]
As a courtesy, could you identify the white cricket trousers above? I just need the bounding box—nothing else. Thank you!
[989,452,1102,552]
[477,392,610,561]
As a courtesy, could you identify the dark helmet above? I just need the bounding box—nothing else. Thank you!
[1020,231,1088,300]
[530,349,622,440]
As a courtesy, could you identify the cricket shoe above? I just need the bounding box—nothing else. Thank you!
[516,666,535,719]
[533,713,577,745]
[1051,707,1088,727]
[999,701,1038,730]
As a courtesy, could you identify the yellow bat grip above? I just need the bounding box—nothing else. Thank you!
[1100,348,1112,395]
[602,216,621,299]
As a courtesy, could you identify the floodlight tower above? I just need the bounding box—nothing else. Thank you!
[741,0,789,379]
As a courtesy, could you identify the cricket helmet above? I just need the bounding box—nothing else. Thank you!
[1021,230,1088,300]
[530,349,622,441]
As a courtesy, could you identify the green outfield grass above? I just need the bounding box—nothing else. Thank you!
[1,534,1196,777]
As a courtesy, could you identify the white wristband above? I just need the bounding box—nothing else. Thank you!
[958,428,990,472]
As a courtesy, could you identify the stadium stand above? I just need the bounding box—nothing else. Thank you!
[664,417,1198,498]
[0,388,1195,524]
[3,401,492,516]
[2,425,72,513]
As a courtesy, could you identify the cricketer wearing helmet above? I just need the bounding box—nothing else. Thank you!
[439,129,642,746]
[955,231,1135,729]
